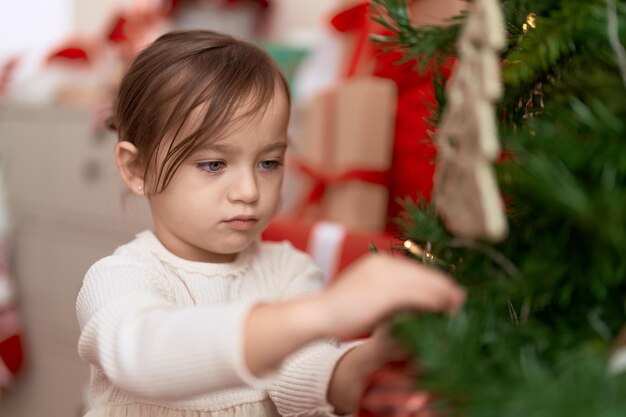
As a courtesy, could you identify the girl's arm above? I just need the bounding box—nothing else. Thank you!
[254,251,464,417]
[77,257,272,400]
[244,294,333,376]
[245,253,464,378]
[79,249,461,404]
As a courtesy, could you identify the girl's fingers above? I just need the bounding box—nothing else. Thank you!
[382,256,466,314]
[324,254,467,339]
[402,269,466,315]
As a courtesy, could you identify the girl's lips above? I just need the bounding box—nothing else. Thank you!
[223,218,259,230]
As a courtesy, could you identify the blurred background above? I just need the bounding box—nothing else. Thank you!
[0,0,465,415]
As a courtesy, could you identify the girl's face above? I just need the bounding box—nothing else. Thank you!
[147,92,289,263]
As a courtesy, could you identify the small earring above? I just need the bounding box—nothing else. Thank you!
[138,185,143,191]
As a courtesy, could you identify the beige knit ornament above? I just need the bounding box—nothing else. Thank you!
[433,0,508,241]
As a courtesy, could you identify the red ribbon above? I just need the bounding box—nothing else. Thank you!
[330,1,378,78]
[295,159,388,216]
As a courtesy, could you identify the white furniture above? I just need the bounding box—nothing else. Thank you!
[0,105,152,417]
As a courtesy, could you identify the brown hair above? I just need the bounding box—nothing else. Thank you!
[109,30,291,195]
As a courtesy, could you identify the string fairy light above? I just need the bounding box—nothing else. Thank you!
[402,240,449,269]
[522,12,537,33]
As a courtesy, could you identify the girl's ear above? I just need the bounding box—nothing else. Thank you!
[115,141,145,196]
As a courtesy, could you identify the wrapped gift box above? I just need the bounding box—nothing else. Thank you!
[263,217,395,282]
[295,76,397,233]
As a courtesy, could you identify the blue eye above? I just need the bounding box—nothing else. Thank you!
[258,160,281,170]
[198,161,225,172]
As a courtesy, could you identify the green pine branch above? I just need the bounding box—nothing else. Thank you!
[372,0,626,415]
[369,0,465,72]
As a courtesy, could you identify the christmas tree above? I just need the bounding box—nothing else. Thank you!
[368,0,626,415]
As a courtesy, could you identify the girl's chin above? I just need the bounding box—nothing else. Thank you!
[219,236,257,254]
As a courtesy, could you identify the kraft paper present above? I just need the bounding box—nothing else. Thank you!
[296,76,397,233]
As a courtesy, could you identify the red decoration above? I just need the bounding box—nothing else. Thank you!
[0,334,23,376]
[329,2,455,234]
[0,321,25,393]
[105,7,167,57]
[0,154,25,394]
[107,15,129,43]
[46,46,91,65]
[373,54,454,230]
[0,240,25,393]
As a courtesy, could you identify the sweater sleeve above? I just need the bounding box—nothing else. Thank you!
[76,256,270,401]
[268,244,357,417]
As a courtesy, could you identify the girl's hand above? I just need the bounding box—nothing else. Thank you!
[244,253,463,379]
[317,254,465,341]
[328,325,412,414]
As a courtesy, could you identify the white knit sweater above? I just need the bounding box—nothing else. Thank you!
[76,231,352,417]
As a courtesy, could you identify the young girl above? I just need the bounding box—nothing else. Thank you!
[76,30,465,417]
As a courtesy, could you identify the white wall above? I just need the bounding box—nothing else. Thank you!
[0,0,73,83]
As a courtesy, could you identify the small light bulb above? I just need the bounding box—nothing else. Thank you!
[403,240,423,257]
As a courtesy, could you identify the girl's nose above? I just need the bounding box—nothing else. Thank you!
[227,169,260,204]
